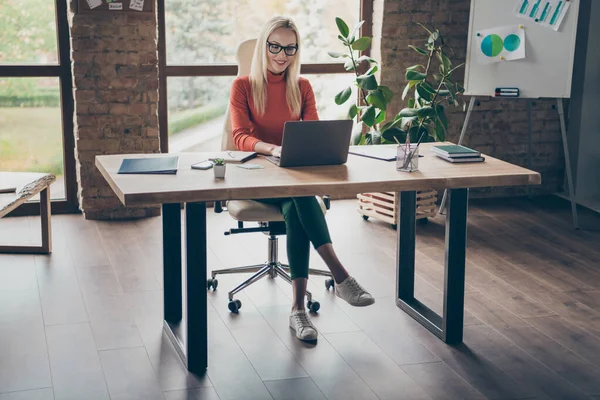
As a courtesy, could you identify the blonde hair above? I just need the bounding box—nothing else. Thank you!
[249,16,302,117]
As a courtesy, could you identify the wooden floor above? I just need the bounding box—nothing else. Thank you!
[1,196,600,400]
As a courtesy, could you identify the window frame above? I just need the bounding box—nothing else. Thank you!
[0,0,77,216]
[157,0,373,153]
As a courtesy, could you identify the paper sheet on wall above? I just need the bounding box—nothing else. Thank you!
[85,0,102,9]
[514,0,572,31]
[475,26,526,64]
[129,0,144,11]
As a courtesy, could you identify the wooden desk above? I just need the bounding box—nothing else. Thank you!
[0,172,55,254]
[96,143,541,373]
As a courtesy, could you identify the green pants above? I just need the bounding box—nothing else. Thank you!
[258,197,331,279]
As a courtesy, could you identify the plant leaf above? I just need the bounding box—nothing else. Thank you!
[420,80,436,94]
[435,104,448,130]
[357,55,378,64]
[366,65,378,75]
[408,45,428,55]
[334,87,352,105]
[375,109,386,124]
[434,119,446,142]
[367,90,387,110]
[348,20,365,42]
[417,106,435,118]
[352,37,372,51]
[408,98,415,108]
[379,86,394,103]
[335,17,350,38]
[360,105,376,126]
[344,58,356,71]
[356,74,378,90]
[327,51,345,58]
[348,104,358,119]
[402,81,413,101]
[416,84,432,102]
[406,64,425,72]
[399,108,418,117]
[382,127,407,144]
[337,35,348,45]
[406,70,427,81]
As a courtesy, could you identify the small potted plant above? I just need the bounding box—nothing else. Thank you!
[213,158,226,178]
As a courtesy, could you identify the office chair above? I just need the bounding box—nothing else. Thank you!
[208,39,334,313]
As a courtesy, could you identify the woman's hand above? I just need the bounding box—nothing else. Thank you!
[271,146,282,158]
[254,141,282,157]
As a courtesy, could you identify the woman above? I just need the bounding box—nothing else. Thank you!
[229,16,374,342]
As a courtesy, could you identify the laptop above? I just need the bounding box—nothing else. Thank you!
[266,120,353,167]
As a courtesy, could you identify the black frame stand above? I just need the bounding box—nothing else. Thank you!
[396,189,468,344]
[162,202,208,373]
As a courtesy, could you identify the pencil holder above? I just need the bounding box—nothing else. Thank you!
[397,144,419,172]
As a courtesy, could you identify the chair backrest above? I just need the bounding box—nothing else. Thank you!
[221,39,257,151]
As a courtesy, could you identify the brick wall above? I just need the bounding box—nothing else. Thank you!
[68,2,160,219]
[379,0,565,197]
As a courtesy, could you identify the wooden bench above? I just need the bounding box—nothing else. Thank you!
[0,172,56,254]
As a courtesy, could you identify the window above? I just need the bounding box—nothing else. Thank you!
[0,0,76,214]
[159,0,369,153]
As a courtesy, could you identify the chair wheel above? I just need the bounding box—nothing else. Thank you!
[207,278,218,290]
[362,215,369,221]
[418,217,429,225]
[228,299,242,313]
[325,278,335,290]
[307,300,320,313]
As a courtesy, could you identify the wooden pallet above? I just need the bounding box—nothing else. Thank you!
[357,190,438,227]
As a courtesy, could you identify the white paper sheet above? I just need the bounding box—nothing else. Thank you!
[475,26,526,64]
[514,0,572,31]
[108,2,123,10]
[129,0,144,11]
[85,0,102,9]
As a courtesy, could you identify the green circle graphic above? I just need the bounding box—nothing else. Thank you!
[481,34,503,57]
[504,34,521,52]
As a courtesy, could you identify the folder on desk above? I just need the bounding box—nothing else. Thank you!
[348,146,396,161]
[118,156,179,174]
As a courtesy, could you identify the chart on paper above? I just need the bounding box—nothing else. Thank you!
[514,0,572,31]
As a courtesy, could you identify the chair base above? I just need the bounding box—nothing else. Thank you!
[211,261,334,303]
[210,235,334,312]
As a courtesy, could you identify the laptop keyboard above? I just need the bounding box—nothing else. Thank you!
[266,156,280,165]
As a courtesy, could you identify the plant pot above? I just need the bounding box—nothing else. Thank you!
[213,164,226,179]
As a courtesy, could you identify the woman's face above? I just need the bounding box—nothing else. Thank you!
[266,27,297,75]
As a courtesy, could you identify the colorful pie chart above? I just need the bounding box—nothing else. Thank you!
[504,34,521,52]
[481,34,503,57]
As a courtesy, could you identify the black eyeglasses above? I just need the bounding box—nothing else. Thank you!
[266,41,298,56]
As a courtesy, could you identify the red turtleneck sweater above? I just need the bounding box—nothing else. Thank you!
[229,71,319,152]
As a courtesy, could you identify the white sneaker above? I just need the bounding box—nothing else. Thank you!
[289,310,318,341]
[335,276,375,307]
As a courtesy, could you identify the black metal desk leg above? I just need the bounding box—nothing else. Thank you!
[397,191,417,301]
[185,202,208,372]
[162,203,182,323]
[443,188,468,344]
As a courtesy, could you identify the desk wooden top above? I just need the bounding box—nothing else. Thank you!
[95,143,541,206]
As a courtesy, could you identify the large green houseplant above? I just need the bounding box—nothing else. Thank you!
[328,18,464,146]
[329,18,465,227]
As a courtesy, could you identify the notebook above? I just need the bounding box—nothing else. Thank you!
[209,151,257,164]
[434,153,485,163]
[431,144,480,158]
[118,156,179,174]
